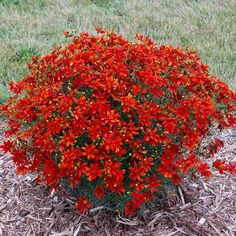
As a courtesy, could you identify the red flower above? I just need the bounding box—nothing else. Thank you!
[75,197,91,213]
[59,133,76,150]
[60,147,81,169]
[208,139,224,156]
[101,132,123,152]
[158,164,176,179]
[86,163,103,181]
[124,201,136,217]
[228,163,236,174]
[94,186,105,198]
[213,160,229,174]
[0,140,14,153]
[146,174,161,193]
[197,163,212,179]
[82,144,98,160]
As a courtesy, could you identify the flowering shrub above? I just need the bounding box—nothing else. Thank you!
[1,29,236,216]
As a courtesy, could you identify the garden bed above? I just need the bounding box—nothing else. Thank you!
[0,121,236,236]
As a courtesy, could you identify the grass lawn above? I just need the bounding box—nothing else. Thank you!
[0,0,235,103]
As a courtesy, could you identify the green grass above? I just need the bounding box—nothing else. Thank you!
[0,0,235,103]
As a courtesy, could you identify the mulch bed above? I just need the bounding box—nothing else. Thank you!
[0,120,236,236]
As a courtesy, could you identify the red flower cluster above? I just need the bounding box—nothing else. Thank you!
[1,29,236,215]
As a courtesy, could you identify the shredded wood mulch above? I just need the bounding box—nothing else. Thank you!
[0,121,236,236]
